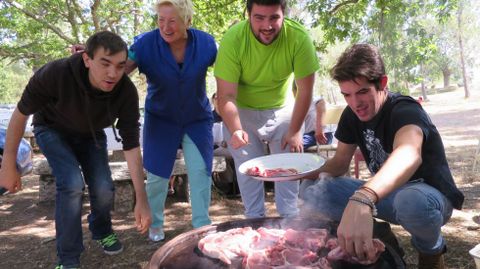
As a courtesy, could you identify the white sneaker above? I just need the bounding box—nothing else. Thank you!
[149,227,165,242]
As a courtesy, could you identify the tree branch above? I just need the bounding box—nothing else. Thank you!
[4,0,76,44]
[65,0,81,43]
[133,0,141,36]
[193,0,239,12]
[0,47,42,62]
[91,0,101,31]
[329,0,360,15]
[71,0,88,26]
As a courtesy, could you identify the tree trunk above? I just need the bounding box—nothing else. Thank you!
[420,64,428,101]
[327,87,337,105]
[442,68,451,88]
[420,81,428,101]
[457,1,470,98]
[133,0,140,36]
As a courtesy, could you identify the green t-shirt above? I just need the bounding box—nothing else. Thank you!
[214,19,320,110]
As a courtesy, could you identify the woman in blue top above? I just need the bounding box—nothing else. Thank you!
[126,0,217,241]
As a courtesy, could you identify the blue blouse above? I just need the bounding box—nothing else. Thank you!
[130,28,217,178]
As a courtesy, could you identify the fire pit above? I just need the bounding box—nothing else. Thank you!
[148,217,405,269]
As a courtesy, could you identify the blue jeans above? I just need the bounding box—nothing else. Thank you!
[34,126,115,267]
[300,176,453,255]
[146,134,211,229]
[303,131,334,148]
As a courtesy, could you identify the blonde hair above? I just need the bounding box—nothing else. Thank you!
[155,0,194,26]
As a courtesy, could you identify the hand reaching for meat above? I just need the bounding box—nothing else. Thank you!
[327,238,385,265]
[337,199,376,261]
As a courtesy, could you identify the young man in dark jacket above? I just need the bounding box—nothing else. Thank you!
[0,31,151,269]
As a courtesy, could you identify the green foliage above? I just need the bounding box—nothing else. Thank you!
[0,60,31,104]
[0,0,474,105]
[307,0,370,52]
[193,0,245,41]
[1,0,146,67]
[0,0,245,68]
[389,84,410,96]
[305,0,459,94]
[0,0,245,103]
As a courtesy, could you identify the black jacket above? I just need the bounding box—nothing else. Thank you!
[17,54,140,150]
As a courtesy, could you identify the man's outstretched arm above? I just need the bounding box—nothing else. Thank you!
[123,147,152,234]
[0,108,29,193]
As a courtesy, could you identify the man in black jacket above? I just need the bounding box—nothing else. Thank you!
[0,31,151,269]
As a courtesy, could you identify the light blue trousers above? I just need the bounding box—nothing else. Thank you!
[300,177,453,255]
[224,106,301,218]
[146,134,211,229]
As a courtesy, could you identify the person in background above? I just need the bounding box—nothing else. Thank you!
[126,0,216,242]
[291,85,332,149]
[302,97,334,149]
[211,93,223,124]
[215,0,320,218]
[0,31,151,269]
[210,92,239,197]
[211,92,229,156]
[300,44,464,269]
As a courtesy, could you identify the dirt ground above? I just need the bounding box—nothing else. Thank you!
[0,88,479,269]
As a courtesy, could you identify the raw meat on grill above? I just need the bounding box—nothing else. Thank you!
[198,227,260,264]
[326,238,386,265]
[246,166,299,177]
[197,226,385,268]
[283,228,329,252]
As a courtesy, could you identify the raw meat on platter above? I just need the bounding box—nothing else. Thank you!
[197,226,385,268]
[246,166,299,177]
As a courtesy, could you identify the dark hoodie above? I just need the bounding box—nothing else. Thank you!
[17,53,140,150]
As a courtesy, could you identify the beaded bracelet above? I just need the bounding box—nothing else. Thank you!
[360,185,379,203]
[349,194,378,217]
[355,190,376,207]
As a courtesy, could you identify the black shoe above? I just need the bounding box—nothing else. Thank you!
[98,233,123,255]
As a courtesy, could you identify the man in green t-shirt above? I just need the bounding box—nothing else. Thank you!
[215,0,320,218]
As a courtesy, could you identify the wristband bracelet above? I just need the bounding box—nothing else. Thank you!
[355,190,376,207]
[360,185,379,203]
[349,194,378,217]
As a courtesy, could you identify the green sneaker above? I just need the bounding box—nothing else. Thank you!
[54,265,79,269]
[98,233,123,255]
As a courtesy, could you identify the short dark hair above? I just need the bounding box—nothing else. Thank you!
[247,0,287,14]
[84,31,128,59]
[330,44,386,90]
